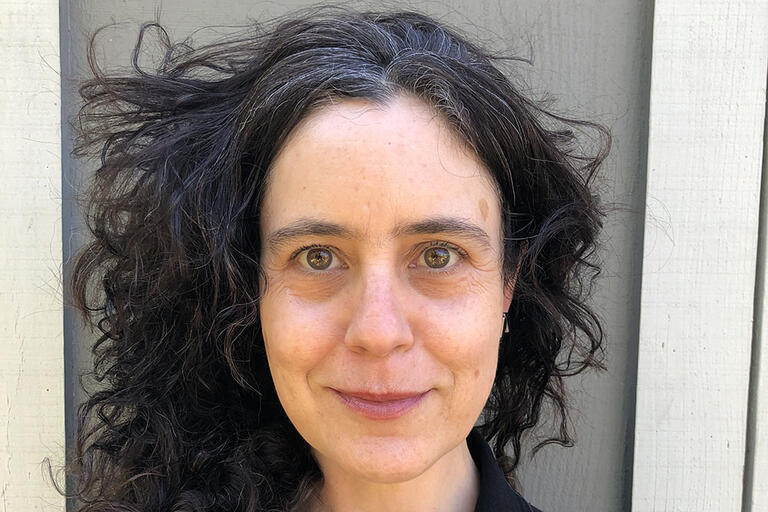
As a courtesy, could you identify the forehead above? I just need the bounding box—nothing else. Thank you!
[260,95,501,238]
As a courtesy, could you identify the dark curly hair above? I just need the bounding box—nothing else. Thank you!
[66,6,609,511]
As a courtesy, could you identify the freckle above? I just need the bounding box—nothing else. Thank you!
[474,369,480,378]
[479,199,488,221]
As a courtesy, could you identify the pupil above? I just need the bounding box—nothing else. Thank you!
[307,248,332,270]
[425,247,450,268]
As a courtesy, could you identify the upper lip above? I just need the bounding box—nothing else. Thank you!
[333,389,428,401]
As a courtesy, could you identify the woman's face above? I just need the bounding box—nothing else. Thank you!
[259,95,511,483]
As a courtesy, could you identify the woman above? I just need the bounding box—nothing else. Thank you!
[68,6,608,511]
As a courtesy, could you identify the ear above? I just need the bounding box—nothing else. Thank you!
[503,283,514,311]
[503,243,525,311]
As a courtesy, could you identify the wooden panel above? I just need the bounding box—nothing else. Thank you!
[749,101,768,512]
[0,0,65,510]
[632,1,768,511]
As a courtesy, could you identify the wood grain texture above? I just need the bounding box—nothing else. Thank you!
[0,0,64,511]
[632,1,768,511]
[749,90,768,512]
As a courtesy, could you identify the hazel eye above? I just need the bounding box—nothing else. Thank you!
[297,247,339,271]
[419,245,462,269]
[423,247,451,268]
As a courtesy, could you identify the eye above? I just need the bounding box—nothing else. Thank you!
[296,246,341,271]
[416,243,465,270]
[423,247,451,268]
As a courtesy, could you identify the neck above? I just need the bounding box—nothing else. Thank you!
[310,440,479,512]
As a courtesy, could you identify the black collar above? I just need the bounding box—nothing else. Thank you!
[466,428,541,512]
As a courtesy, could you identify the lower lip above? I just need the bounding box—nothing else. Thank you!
[332,390,429,420]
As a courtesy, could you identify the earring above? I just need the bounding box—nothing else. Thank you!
[502,313,510,334]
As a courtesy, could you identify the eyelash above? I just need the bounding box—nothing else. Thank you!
[415,241,467,274]
[289,241,467,273]
[290,244,345,270]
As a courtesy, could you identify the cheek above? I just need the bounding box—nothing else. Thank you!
[430,313,499,424]
[419,277,502,389]
[260,281,342,388]
[438,316,499,378]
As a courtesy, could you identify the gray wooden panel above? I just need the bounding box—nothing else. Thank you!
[61,1,650,510]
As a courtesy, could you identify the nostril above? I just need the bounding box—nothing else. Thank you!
[343,285,414,355]
[340,267,414,345]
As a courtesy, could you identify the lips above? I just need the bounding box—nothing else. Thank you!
[332,389,430,420]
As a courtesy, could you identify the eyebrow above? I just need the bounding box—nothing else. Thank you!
[265,216,492,251]
[266,219,357,250]
[392,217,492,249]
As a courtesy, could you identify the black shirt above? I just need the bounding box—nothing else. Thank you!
[467,428,542,512]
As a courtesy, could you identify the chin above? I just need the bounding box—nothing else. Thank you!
[321,433,444,483]
[346,455,433,484]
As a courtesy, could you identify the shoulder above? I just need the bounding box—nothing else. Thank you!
[466,428,543,512]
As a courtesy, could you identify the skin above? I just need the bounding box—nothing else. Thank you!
[259,95,513,512]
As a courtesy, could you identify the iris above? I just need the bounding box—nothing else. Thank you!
[424,247,450,268]
[306,248,333,270]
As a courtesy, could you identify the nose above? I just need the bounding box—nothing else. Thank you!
[343,269,415,356]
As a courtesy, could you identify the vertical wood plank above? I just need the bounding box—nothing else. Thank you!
[748,89,768,512]
[0,0,65,510]
[632,1,768,511]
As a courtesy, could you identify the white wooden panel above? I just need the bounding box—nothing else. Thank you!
[633,1,768,511]
[750,112,768,512]
[0,0,65,510]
